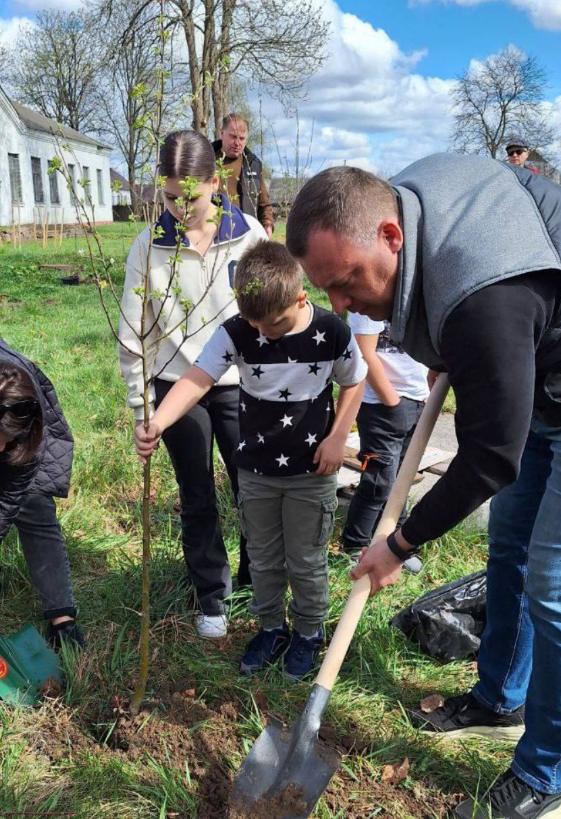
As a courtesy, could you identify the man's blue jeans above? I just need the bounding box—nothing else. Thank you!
[473,416,561,793]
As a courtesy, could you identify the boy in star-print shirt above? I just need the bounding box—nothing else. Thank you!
[135,241,366,680]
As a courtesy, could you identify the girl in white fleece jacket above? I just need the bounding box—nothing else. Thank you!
[119,131,267,639]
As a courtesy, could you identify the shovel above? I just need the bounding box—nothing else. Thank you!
[0,624,62,706]
[231,375,450,818]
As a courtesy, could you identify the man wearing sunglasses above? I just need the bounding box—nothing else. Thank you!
[506,139,539,175]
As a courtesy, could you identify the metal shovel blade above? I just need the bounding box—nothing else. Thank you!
[231,685,339,818]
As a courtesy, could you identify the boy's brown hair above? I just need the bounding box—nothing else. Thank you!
[234,240,303,321]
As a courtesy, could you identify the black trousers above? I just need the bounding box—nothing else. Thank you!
[12,492,76,619]
[155,380,249,615]
[342,398,424,551]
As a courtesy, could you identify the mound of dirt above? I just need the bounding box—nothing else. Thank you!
[30,702,99,763]
[111,693,239,818]
[39,677,63,699]
[228,783,308,819]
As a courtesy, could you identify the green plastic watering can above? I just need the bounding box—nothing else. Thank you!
[0,625,62,706]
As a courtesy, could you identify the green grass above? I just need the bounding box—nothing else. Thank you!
[0,222,144,266]
[0,241,499,819]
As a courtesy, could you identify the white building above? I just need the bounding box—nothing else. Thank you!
[528,150,561,186]
[110,168,133,206]
[0,84,113,226]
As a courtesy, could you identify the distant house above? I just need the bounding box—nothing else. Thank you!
[269,176,304,208]
[110,168,132,206]
[110,167,165,221]
[0,84,113,226]
[268,176,307,219]
[528,150,561,185]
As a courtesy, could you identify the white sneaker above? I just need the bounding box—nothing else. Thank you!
[195,614,228,639]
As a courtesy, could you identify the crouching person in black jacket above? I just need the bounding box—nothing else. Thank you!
[0,339,83,649]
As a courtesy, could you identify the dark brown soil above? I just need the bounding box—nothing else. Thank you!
[228,783,308,819]
[32,702,99,763]
[0,295,22,308]
[109,692,240,818]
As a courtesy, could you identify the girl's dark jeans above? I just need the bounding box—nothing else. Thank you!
[155,379,249,615]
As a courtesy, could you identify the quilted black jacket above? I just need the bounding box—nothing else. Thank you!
[0,340,74,542]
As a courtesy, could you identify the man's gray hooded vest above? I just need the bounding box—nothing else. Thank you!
[390,153,561,369]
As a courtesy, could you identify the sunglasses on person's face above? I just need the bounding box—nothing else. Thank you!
[507,149,526,157]
[0,400,39,422]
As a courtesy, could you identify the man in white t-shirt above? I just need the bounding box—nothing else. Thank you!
[342,313,429,557]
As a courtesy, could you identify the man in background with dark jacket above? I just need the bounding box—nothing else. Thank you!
[286,156,561,819]
[213,113,275,237]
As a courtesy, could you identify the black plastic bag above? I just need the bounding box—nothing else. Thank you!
[391,570,487,662]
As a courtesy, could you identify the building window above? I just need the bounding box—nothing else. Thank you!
[31,157,44,203]
[83,165,92,205]
[8,153,23,204]
[49,162,60,204]
[68,163,76,201]
[96,169,105,205]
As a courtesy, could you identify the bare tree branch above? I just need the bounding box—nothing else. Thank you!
[99,0,329,137]
[451,46,555,159]
[7,10,103,134]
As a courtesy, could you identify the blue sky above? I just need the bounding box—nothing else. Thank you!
[259,0,561,174]
[338,0,561,96]
[1,0,561,174]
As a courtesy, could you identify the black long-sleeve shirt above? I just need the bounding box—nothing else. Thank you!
[401,269,561,546]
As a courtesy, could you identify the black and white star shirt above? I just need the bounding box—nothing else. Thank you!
[195,303,367,476]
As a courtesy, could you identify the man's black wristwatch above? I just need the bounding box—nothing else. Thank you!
[387,530,421,562]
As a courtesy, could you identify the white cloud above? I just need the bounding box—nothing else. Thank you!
[374,134,449,174]
[3,0,558,175]
[549,96,561,152]
[410,0,561,31]
[304,0,453,134]
[13,0,84,10]
[257,0,456,175]
[0,16,35,46]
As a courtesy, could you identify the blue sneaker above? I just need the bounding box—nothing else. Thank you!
[239,623,290,676]
[284,628,324,680]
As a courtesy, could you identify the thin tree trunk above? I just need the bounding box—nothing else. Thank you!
[179,0,204,131]
[129,457,151,715]
[199,0,216,134]
[128,151,138,215]
[212,71,229,138]
[213,0,235,137]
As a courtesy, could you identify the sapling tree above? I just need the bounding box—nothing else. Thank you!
[49,1,236,715]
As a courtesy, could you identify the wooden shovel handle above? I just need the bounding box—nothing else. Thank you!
[315,375,450,692]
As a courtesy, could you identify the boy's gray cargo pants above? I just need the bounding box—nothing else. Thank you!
[238,469,338,636]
